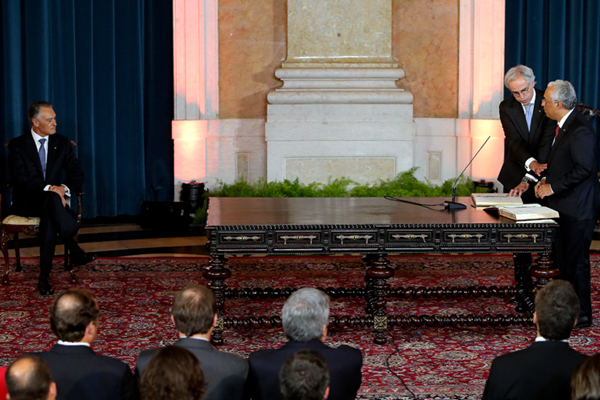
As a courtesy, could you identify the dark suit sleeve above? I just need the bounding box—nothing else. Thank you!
[550,124,597,195]
[7,140,47,194]
[536,118,556,164]
[118,364,139,400]
[62,141,85,192]
[500,103,535,168]
[482,360,500,400]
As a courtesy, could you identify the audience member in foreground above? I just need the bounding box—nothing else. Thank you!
[280,349,329,400]
[249,288,362,400]
[5,355,56,400]
[139,346,205,400]
[482,280,587,400]
[135,284,247,400]
[572,353,600,400]
[32,289,137,400]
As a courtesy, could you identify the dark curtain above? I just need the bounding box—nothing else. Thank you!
[1,0,174,217]
[505,0,600,140]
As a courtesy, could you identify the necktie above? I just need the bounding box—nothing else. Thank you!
[526,103,533,131]
[39,138,46,179]
[555,126,560,138]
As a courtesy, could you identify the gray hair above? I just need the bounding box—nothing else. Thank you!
[282,288,329,342]
[547,80,577,110]
[504,65,536,88]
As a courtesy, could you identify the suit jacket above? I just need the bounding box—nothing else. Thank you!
[498,89,555,197]
[482,340,587,400]
[32,344,137,400]
[248,339,363,400]
[7,132,84,217]
[135,338,248,400]
[545,109,600,222]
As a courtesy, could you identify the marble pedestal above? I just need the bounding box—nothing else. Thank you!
[266,68,414,185]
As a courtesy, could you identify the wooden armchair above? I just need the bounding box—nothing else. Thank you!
[576,102,600,120]
[1,140,84,285]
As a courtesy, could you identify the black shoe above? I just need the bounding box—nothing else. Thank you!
[71,250,97,267]
[38,276,55,296]
[575,315,592,329]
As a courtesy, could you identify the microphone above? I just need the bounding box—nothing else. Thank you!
[445,136,491,211]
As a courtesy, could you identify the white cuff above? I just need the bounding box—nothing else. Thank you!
[525,157,536,170]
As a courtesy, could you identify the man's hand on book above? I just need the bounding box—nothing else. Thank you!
[535,180,553,199]
[509,182,529,197]
[530,161,547,175]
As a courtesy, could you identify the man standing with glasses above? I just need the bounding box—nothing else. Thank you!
[499,65,556,199]
[497,65,556,301]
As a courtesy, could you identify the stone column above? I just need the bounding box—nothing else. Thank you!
[172,0,219,199]
[266,0,414,185]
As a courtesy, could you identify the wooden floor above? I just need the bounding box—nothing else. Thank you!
[4,220,209,259]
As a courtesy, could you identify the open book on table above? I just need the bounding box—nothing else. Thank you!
[471,193,524,208]
[497,204,560,221]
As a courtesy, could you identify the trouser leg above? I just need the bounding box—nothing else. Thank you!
[555,219,595,319]
[38,192,80,276]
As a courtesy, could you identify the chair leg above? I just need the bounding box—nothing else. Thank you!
[64,246,69,271]
[1,228,10,285]
[14,232,22,272]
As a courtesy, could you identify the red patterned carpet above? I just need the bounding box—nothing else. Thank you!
[2,255,600,400]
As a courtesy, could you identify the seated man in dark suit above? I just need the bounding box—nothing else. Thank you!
[31,289,137,400]
[135,284,248,400]
[7,101,96,296]
[5,355,57,400]
[280,350,330,400]
[482,280,587,400]
[249,288,362,400]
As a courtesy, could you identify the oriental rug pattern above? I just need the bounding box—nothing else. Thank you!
[2,255,600,400]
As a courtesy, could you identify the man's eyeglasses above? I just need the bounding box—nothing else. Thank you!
[511,84,531,98]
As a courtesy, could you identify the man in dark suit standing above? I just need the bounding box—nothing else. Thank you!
[135,284,248,400]
[248,288,363,400]
[535,80,600,328]
[7,101,95,295]
[32,289,137,400]
[482,280,587,400]
[498,66,556,292]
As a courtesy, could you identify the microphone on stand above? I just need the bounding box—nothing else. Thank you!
[444,136,491,211]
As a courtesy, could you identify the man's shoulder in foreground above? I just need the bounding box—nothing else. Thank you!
[32,344,135,400]
[484,341,587,400]
[250,339,361,362]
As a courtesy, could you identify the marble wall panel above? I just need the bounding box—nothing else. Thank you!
[392,0,459,118]
[219,0,287,119]
[285,0,395,67]
[219,0,459,119]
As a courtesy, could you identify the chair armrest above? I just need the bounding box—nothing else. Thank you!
[74,188,85,224]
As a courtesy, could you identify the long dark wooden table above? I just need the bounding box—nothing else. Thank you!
[204,197,559,344]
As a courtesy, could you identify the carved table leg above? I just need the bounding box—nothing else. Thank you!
[1,228,10,285]
[364,254,394,345]
[530,252,559,289]
[203,255,231,346]
[513,253,534,314]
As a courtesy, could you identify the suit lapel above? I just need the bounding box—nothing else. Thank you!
[509,98,529,140]
[46,135,59,179]
[549,110,577,161]
[23,133,45,178]
[529,90,544,139]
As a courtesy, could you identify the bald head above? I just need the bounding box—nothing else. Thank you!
[6,355,56,400]
[50,290,99,342]
[172,284,216,336]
